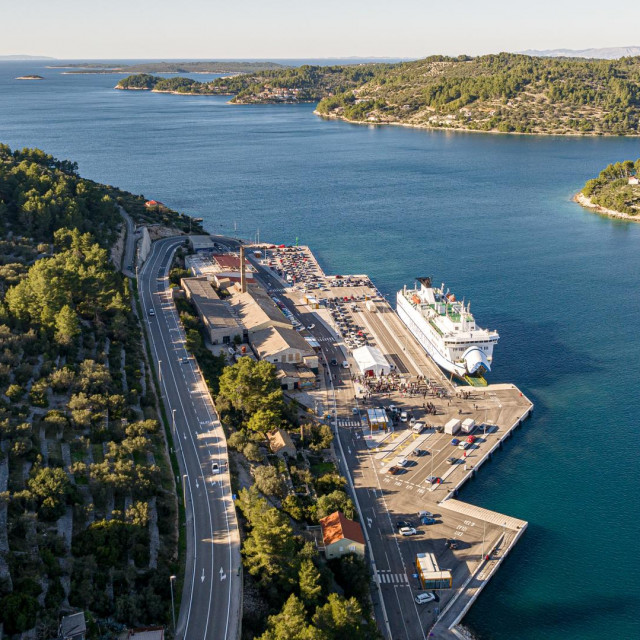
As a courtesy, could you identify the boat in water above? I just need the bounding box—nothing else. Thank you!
[396,277,499,380]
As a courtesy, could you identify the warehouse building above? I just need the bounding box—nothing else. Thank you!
[181,277,242,345]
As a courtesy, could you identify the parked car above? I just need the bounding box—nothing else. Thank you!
[435,426,444,433]
[396,520,413,529]
[352,407,359,415]
[306,324,315,330]
[412,448,426,457]
[399,527,418,536]
[420,516,436,525]
[445,538,459,550]
[446,456,458,465]
[400,411,408,422]
[467,435,476,443]
[387,465,401,475]
[395,456,408,467]
[418,510,434,518]
[415,592,436,605]
[425,476,440,485]
[451,438,460,446]
[211,462,220,475]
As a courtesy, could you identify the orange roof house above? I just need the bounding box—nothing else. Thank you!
[319,510,365,559]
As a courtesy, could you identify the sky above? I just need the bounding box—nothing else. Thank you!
[3,0,640,60]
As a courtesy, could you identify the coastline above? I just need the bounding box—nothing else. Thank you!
[313,110,640,138]
[573,192,640,222]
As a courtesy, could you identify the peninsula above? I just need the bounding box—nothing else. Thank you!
[575,158,640,220]
[113,53,640,135]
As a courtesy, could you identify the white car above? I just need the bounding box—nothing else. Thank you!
[148,308,155,317]
[399,411,408,422]
[211,462,220,475]
[399,527,417,536]
[307,324,315,330]
[396,456,408,467]
[415,592,436,605]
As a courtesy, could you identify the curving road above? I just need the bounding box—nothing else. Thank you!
[138,237,241,640]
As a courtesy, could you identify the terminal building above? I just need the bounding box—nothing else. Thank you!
[352,345,391,377]
[415,552,453,590]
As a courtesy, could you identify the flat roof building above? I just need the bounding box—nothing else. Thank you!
[229,285,291,333]
[181,277,242,345]
[188,235,217,253]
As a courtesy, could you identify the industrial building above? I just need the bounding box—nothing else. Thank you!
[181,277,242,345]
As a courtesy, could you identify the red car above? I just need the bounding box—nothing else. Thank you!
[467,435,476,444]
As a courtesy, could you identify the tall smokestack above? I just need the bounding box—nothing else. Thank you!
[239,246,247,293]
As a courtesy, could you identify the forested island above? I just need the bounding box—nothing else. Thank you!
[575,159,640,219]
[54,61,287,74]
[114,53,640,135]
[15,75,44,80]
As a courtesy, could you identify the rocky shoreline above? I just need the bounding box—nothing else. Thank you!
[313,110,640,138]
[573,192,640,222]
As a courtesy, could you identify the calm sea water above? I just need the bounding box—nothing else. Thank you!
[2,61,639,640]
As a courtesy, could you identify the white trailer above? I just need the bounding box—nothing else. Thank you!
[461,418,476,434]
[366,300,376,312]
[444,418,461,435]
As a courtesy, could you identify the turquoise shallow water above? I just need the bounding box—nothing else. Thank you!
[1,61,639,640]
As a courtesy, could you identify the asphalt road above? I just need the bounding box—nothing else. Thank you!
[138,237,241,640]
[119,207,138,278]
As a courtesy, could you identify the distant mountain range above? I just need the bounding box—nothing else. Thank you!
[0,55,56,60]
[520,46,640,59]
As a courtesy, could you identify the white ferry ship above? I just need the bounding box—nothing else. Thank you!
[396,277,499,380]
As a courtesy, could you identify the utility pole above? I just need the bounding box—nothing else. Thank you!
[169,575,177,632]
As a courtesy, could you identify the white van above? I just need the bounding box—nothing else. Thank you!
[412,422,425,434]
[458,441,470,450]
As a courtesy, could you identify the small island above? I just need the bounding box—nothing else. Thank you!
[15,74,44,80]
[575,159,640,220]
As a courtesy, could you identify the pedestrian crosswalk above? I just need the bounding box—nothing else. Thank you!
[338,420,361,428]
[268,288,289,293]
[315,336,335,343]
[376,571,409,585]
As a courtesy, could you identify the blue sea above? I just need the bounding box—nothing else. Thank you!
[1,60,639,640]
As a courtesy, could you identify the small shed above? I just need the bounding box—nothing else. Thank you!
[266,428,296,457]
[352,345,391,377]
[60,612,86,640]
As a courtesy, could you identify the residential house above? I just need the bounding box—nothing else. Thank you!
[59,612,86,640]
[320,511,365,559]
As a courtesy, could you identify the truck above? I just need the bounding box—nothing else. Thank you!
[461,418,475,434]
[444,418,461,435]
[366,300,376,312]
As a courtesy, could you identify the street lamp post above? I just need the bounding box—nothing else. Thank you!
[169,575,177,632]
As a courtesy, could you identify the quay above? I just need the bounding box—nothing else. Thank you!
[241,242,533,639]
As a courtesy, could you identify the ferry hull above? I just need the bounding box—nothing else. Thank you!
[396,300,468,379]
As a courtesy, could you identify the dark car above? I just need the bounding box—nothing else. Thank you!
[446,457,458,465]
[330,358,338,366]
[420,516,436,525]
[396,520,413,529]
[387,465,401,475]
[435,426,445,433]
[445,538,459,549]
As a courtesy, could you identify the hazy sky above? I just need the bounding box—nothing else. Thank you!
[4,0,640,59]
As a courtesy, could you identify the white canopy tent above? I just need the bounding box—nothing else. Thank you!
[352,345,391,377]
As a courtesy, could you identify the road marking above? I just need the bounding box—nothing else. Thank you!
[201,568,205,583]
[219,567,227,581]
[367,517,373,528]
